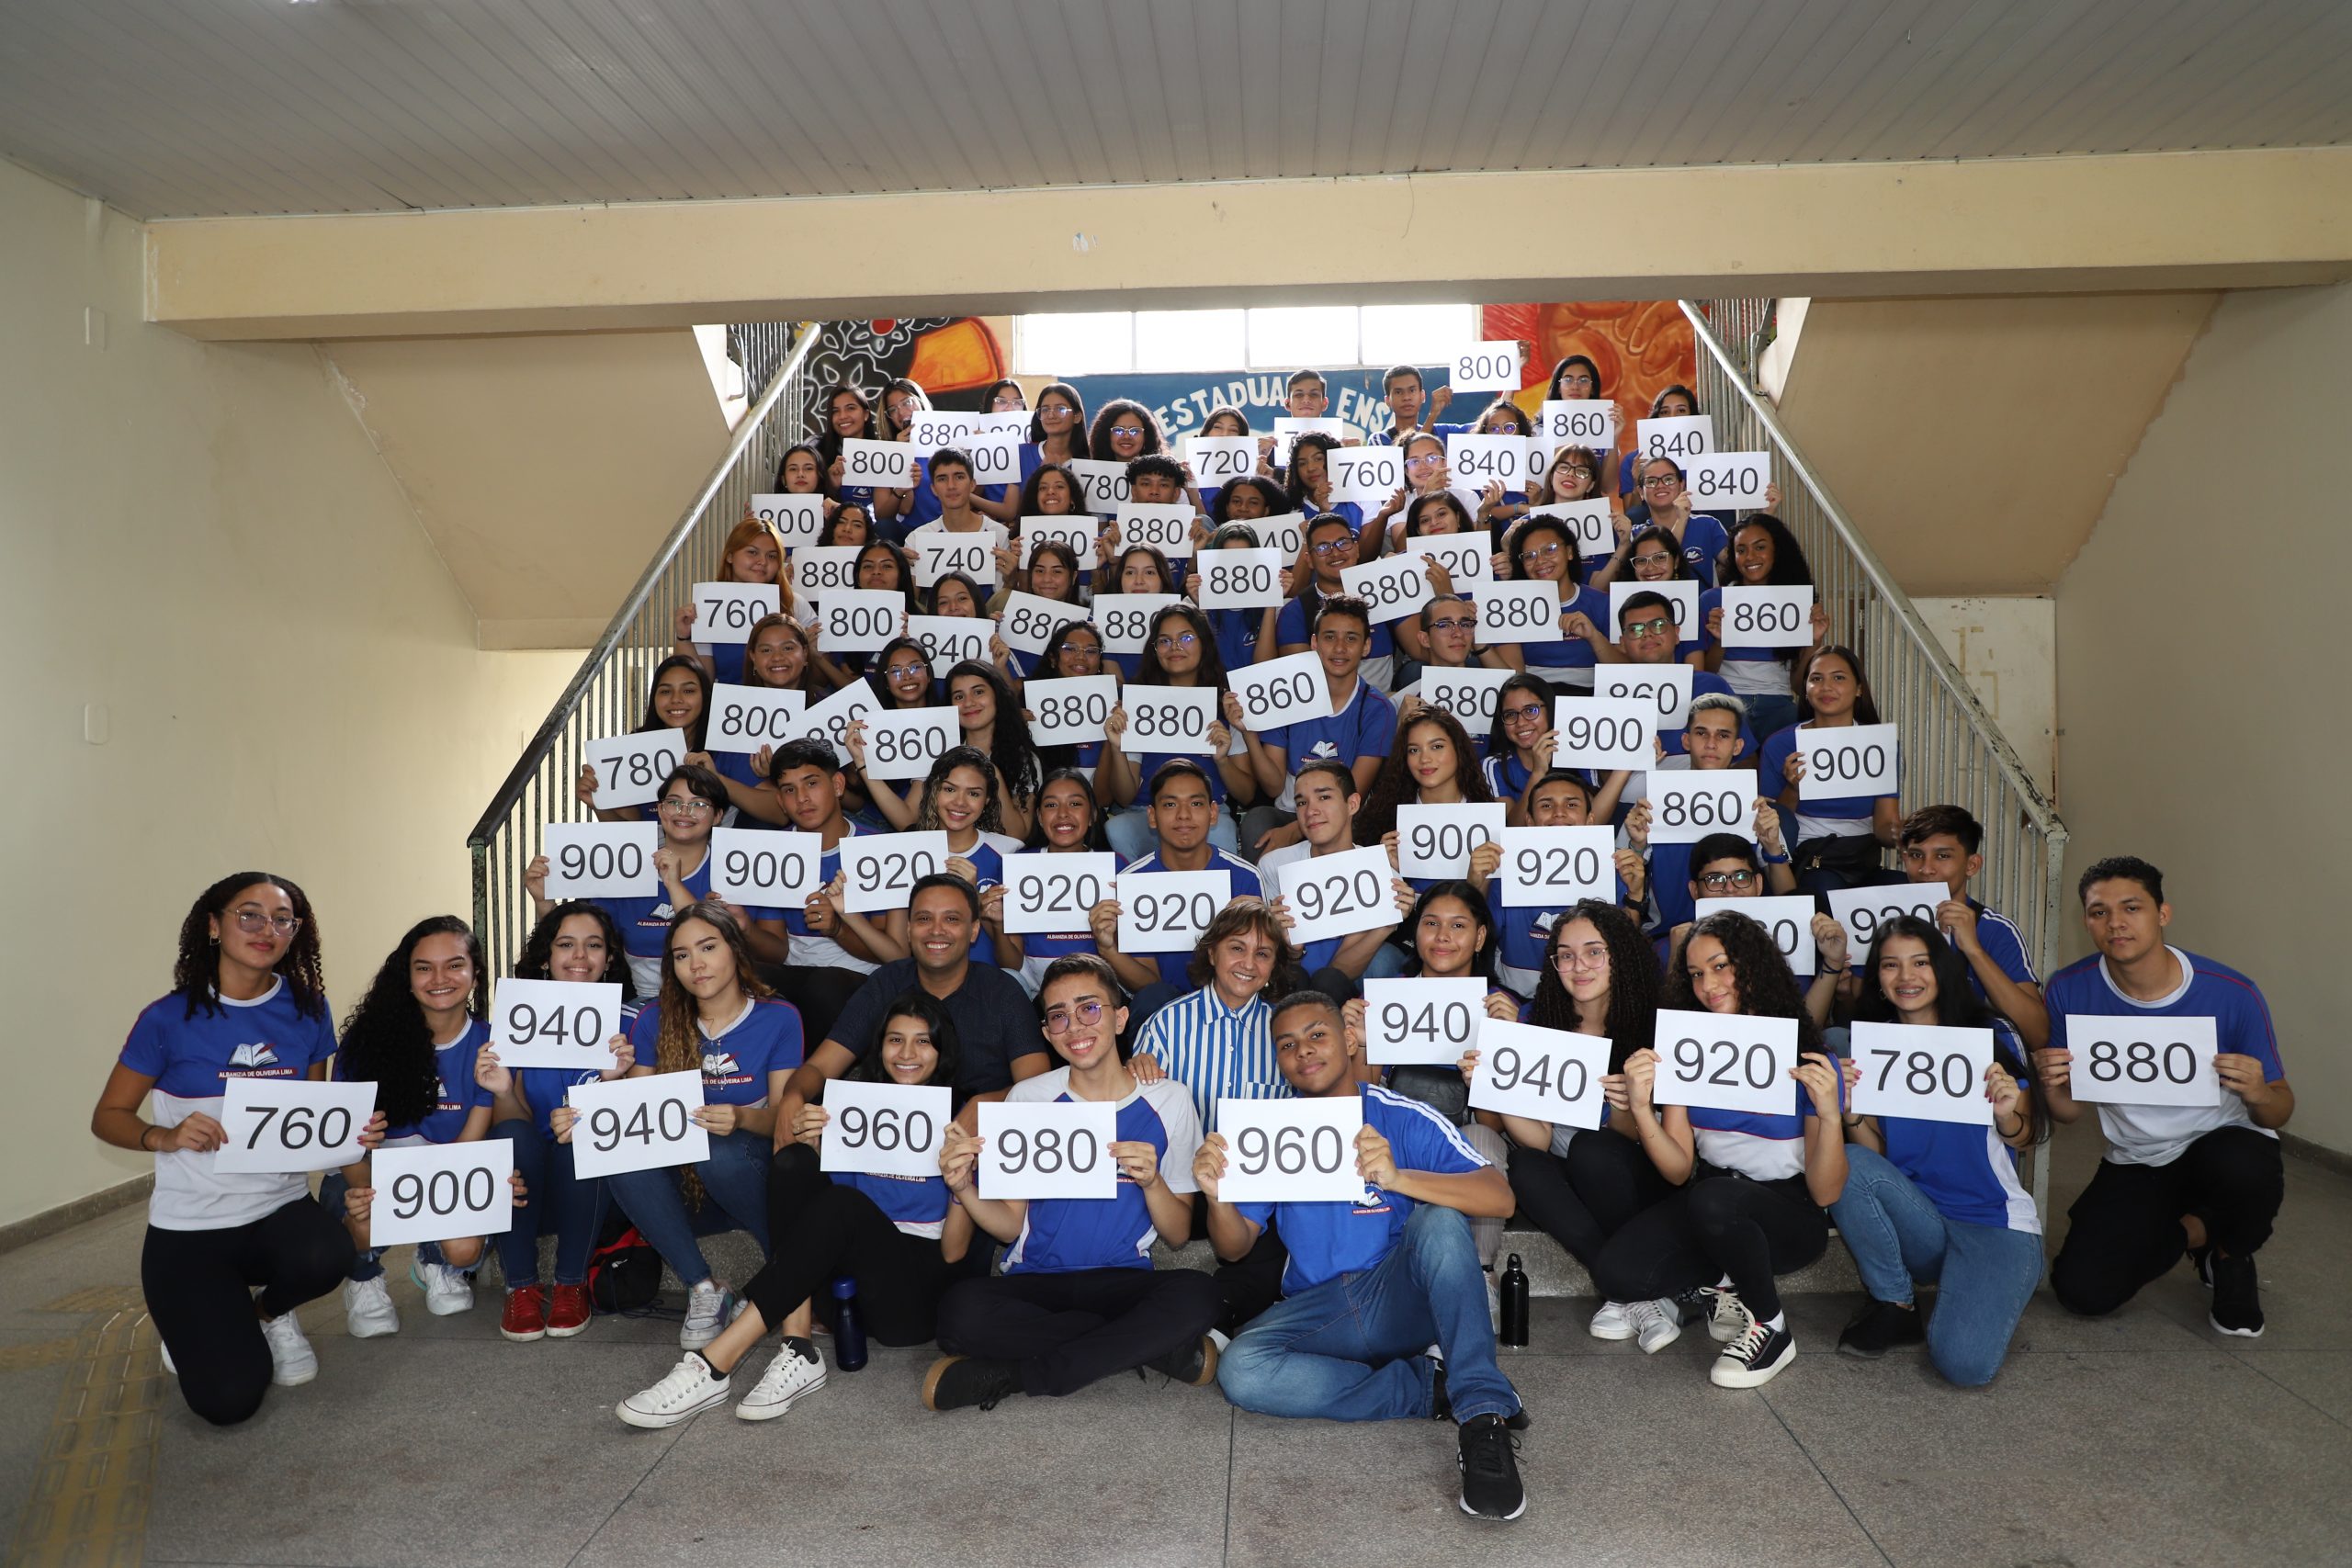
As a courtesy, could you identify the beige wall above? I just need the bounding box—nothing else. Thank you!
[2056,280,2352,1154]
[0,157,575,1227]
[1912,596,2057,797]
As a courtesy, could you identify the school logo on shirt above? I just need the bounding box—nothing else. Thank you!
[434,1075,462,1113]
[1304,740,1341,762]
[222,1042,299,1080]
[701,1050,752,1089]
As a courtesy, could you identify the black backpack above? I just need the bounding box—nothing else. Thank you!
[585,1214,661,1314]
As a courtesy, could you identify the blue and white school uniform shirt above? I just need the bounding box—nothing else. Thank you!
[1205,605,1261,673]
[599,848,780,997]
[1006,847,1102,993]
[1871,1021,2039,1232]
[1672,513,1732,588]
[833,1131,956,1240]
[1000,1069,1202,1272]
[1640,795,1790,935]
[948,833,1021,969]
[628,996,805,1110]
[775,829,879,976]
[1518,583,1613,692]
[1118,847,1263,990]
[1688,1053,1838,1184]
[519,998,645,1138]
[341,1017,493,1146]
[1696,586,1798,710]
[1274,597,1395,694]
[119,979,339,1231]
[1757,721,1896,848]
[2045,947,2284,1168]
[1655,671,1755,761]
[1268,679,1397,811]
[1493,870,1633,999]
[1237,1084,1489,1296]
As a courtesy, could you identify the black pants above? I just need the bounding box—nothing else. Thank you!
[1192,1191,1289,1336]
[1508,1129,1674,1272]
[936,1266,1221,1396]
[1591,1168,1827,1323]
[141,1196,355,1427]
[2051,1126,2286,1316]
[757,963,870,1055]
[739,1143,975,1345]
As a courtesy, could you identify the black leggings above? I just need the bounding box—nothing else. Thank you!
[141,1196,354,1427]
[936,1267,1222,1396]
[1508,1129,1675,1272]
[1591,1168,1827,1323]
[740,1143,976,1346]
[2051,1126,2286,1317]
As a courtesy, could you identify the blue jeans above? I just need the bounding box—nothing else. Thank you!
[1219,1205,1517,1424]
[1830,1145,2043,1387]
[317,1170,443,1283]
[494,1117,606,1288]
[605,1127,774,1286]
[1104,806,1240,863]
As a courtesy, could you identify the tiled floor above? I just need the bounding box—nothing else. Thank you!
[5,1133,2347,1567]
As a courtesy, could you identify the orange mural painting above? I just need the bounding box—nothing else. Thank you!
[1479,301,1697,463]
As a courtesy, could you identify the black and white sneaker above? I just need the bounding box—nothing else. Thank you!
[1428,1357,1531,1429]
[2208,1251,2265,1337]
[1710,1317,1796,1388]
[1456,1414,1527,1522]
[922,1355,1021,1412]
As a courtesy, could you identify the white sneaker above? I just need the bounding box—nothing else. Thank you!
[158,1337,175,1375]
[260,1307,319,1387]
[1626,1297,1684,1355]
[345,1277,400,1338]
[680,1280,732,1350]
[412,1259,474,1317]
[1708,1289,1751,1344]
[1589,1301,1638,1340]
[617,1354,729,1429]
[736,1341,827,1421]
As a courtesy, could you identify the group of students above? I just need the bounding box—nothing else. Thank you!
[99,359,2294,1529]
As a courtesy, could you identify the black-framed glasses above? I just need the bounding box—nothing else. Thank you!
[1309,538,1353,558]
[1624,615,1675,637]
[1501,703,1545,724]
[1699,870,1759,891]
[1428,616,1475,634]
[1641,475,1681,491]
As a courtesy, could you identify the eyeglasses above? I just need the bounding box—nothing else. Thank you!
[1553,946,1609,971]
[1058,642,1102,660]
[1630,551,1675,569]
[1428,616,1475,634]
[1042,998,1110,1034]
[884,660,930,681]
[1641,475,1682,491]
[1154,631,1199,651]
[228,908,302,936]
[886,400,916,417]
[1699,869,1759,891]
[1501,703,1545,724]
[659,798,717,818]
[1109,424,1147,439]
[1309,538,1353,558]
[1039,402,1076,417]
[1624,615,1675,637]
[1405,454,1445,470]
[1518,541,1564,561]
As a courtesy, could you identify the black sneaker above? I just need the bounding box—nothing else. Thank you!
[2188,1245,2214,1288]
[1456,1414,1527,1521]
[921,1356,1021,1412]
[1429,1359,1532,1428]
[1142,1336,1220,1386]
[2208,1251,2265,1338]
[1710,1316,1796,1388]
[1837,1298,1926,1359]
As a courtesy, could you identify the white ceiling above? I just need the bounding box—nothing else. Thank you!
[6,0,2349,220]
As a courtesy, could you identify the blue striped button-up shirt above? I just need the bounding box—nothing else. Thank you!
[1134,987,1288,1134]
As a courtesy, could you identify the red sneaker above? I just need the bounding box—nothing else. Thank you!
[547,1283,592,1338]
[500,1284,548,1342]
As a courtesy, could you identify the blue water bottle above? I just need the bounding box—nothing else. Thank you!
[830,1275,868,1371]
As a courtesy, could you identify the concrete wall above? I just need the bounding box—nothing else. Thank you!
[2056,281,2352,1154]
[0,157,576,1227]
[1913,596,2056,798]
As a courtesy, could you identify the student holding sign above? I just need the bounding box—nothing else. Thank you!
[900,447,1011,581]
[998,771,1114,992]
[736,739,883,1051]
[1270,514,1396,693]
[1099,604,1255,862]
[1098,545,1182,681]
[1369,363,1464,448]
[1099,760,1267,1015]
[1354,709,1503,893]
[1628,694,1793,936]
[1534,446,1630,582]
[1241,596,1398,854]
[768,441,835,518]
[1625,457,1732,589]
[2039,857,2292,1337]
[94,873,373,1425]
[926,957,1222,1411]
[1206,991,1528,1524]
[1499,513,1613,695]
[1592,911,1852,1388]
[1196,513,1284,671]
[575,658,711,824]
[674,516,791,689]
[695,614,823,823]
[1662,833,1849,1034]
[1698,514,1827,740]
[1895,805,2050,1049]
[866,749,1018,972]
[1617,591,1742,768]
[1393,598,1521,748]
[1758,646,1901,895]
[1259,759,1412,995]
[1829,918,2042,1382]
[1490,772,1649,998]
[616,995,982,1427]
[813,383,883,519]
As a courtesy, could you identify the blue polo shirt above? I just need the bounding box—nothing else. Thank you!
[1000,1071,1203,1273]
[627,996,804,1107]
[1268,679,1397,810]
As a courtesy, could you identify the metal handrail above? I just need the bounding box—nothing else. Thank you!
[467,322,820,976]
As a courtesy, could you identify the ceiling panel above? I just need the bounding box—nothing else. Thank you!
[1,0,2346,219]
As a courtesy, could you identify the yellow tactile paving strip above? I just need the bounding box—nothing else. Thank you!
[6,1287,164,1568]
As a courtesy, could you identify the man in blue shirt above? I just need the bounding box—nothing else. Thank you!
[1895,804,2049,1048]
[1203,991,1528,1523]
[1366,365,1466,447]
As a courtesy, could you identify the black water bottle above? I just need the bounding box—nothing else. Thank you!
[1498,1254,1531,1348]
[831,1275,868,1371]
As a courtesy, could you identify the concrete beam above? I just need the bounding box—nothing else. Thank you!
[148,149,2352,341]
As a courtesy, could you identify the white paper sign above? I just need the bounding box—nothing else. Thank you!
[214,1077,377,1174]
[585,728,688,810]
[1598,662,1697,731]
[978,1100,1118,1200]
[1025,674,1117,746]
[1553,695,1654,771]
[815,588,903,655]
[750,494,826,549]
[911,412,1024,485]
[1276,845,1398,947]
[1396,803,1506,880]
[1652,1009,1799,1117]
[1849,1021,1996,1127]
[1120,686,1219,756]
[1528,500,1617,559]
[691,581,780,645]
[1401,534,1495,593]
[1826,885,1943,958]
[1476,581,1560,645]
[1340,556,1434,626]
[1195,547,1287,611]
[1115,502,1196,559]
[1468,1018,1612,1130]
[909,615,993,678]
[1115,870,1230,953]
[2062,1016,2222,1110]
[913,534,998,588]
[709,827,824,907]
[1250,512,1306,560]
[1450,341,1522,393]
[1609,580,1700,646]
[567,1071,710,1179]
[1214,1097,1366,1203]
[1002,852,1119,934]
[542,821,660,898]
[1448,433,1534,490]
[490,978,626,1072]
[1272,416,1349,465]
[1020,517,1099,565]
[1091,592,1182,654]
[791,546,862,595]
[1419,665,1512,732]
[841,436,914,489]
[1231,650,1332,731]
[1686,451,1771,513]
[1649,770,1759,845]
[819,1080,955,1179]
[1328,446,1405,502]
[368,1140,516,1247]
[1719,585,1815,649]
[1635,414,1714,463]
[1186,434,1260,488]
[1364,976,1488,1066]
[705,684,808,756]
[1800,723,1900,800]
[1535,400,1619,456]
[1065,458,1132,513]
[792,680,881,759]
[1707,896,1818,975]
[999,590,1078,654]
[839,830,950,914]
[1492,826,1615,908]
